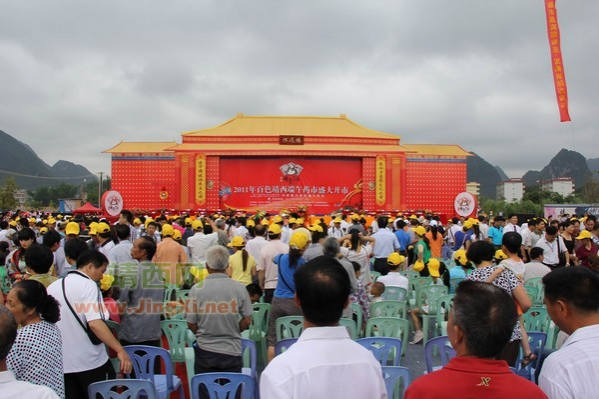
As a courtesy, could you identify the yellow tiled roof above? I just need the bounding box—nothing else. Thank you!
[167,143,410,154]
[103,142,177,153]
[402,144,472,157]
[183,114,401,140]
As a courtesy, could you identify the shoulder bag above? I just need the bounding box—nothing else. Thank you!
[62,271,106,345]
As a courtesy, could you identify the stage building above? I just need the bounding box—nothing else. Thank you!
[104,114,471,215]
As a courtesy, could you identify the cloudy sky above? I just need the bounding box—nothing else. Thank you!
[1,0,597,179]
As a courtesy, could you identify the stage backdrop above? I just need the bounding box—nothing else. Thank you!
[219,157,363,213]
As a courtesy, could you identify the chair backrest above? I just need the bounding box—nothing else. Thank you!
[350,302,363,335]
[162,300,186,320]
[365,317,410,356]
[524,277,542,287]
[163,284,179,302]
[275,316,304,341]
[424,335,456,373]
[241,338,257,378]
[410,277,431,296]
[370,300,407,319]
[176,289,190,302]
[88,379,157,399]
[523,286,539,306]
[448,277,464,294]
[160,320,191,363]
[124,345,175,390]
[356,337,402,366]
[399,271,420,280]
[516,331,547,382]
[339,318,358,340]
[415,285,449,314]
[435,294,455,335]
[370,271,381,281]
[274,338,298,356]
[381,286,408,301]
[248,303,270,340]
[523,306,551,333]
[381,366,411,399]
[190,372,255,399]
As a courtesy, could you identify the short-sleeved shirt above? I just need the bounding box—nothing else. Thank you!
[395,229,411,252]
[415,240,431,264]
[488,226,504,246]
[258,240,289,290]
[274,254,306,299]
[371,229,400,258]
[186,273,252,356]
[229,250,256,285]
[467,266,521,342]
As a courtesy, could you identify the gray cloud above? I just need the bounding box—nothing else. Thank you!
[0,0,597,180]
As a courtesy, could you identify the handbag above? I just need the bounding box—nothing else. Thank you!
[62,271,106,345]
[556,238,567,267]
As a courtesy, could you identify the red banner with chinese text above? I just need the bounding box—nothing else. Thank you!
[219,157,363,213]
[544,0,571,122]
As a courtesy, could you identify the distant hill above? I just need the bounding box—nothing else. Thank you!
[522,149,592,189]
[588,158,599,179]
[467,153,502,199]
[494,165,509,181]
[0,130,97,190]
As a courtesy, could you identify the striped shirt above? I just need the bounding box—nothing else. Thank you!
[539,324,599,399]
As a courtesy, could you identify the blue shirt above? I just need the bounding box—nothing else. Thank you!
[453,230,471,251]
[274,254,306,299]
[372,229,401,258]
[394,230,411,252]
[488,226,504,245]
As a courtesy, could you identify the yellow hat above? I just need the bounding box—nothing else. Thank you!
[133,218,142,226]
[42,219,48,225]
[228,236,245,247]
[495,250,507,260]
[387,253,406,266]
[273,216,283,224]
[29,217,36,224]
[289,232,309,250]
[268,223,282,235]
[192,220,204,231]
[409,215,418,220]
[96,222,111,234]
[576,230,592,240]
[100,274,115,291]
[39,227,48,234]
[246,219,256,228]
[172,229,182,241]
[288,217,297,224]
[413,260,425,272]
[185,218,193,227]
[162,224,175,237]
[295,218,304,225]
[9,220,16,227]
[47,218,56,225]
[413,226,426,237]
[334,217,343,223]
[66,222,80,236]
[463,221,473,230]
[261,218,270,226]
[190,266,208,282]
[308,224,323,233]
[351,214,360,221]
[144,218,154,227]
[427,258,441,278]
[453,249,466,261]
[57,214,63,219]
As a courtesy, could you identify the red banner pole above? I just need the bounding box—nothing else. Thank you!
[544,0,571,122]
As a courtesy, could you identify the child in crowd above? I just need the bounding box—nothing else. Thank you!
[369,281,385,303]
[487,233,535,367]
[349,261,370,326]
[410,259,448,344]
[246,283,263,304]
[101,274,120,323]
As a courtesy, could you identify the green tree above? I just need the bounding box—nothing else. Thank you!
[0,176,19,210]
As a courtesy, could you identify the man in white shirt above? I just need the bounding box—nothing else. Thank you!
[245,224,268,274]
[504,214,522,235]
[327,217,345,239]
[539,267,599,399]
[377,253,409,291]
[523,248,552,282]
[257,224,289,303]
[260,256,386,399]
[534,225,570,268]
[371,216,401,275]
[187,219,218,264]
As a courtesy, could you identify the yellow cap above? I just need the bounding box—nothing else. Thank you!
[387,253,406,266]
[133,218,142,226]
[172,229,182,241]
[273,216,283,224]
[261,218,270,225]
[288,217,297,224]
[427,258,441,277]
[413,226,426,237]
[268,223,282,235]
[334,217,343,223]
[246,219,256,228]
[228,236,245,247]
[162,224,175,237]
[96,222,111,234]
[463,221,473,230]
[192,220,204,231]
[308,224,323,232]
[39,227,48,234]
[289,232,309,250]
[576,230,592,240]
[495,250,507,260]
[66,222,80,236]
[413,260,425,272]
[295,218,304,225]
[100,274,115,291]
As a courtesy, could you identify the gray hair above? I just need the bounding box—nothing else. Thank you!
[323,237,341,258]
[0,305,17,361]
[215,218,226,228]
[206,245,230,271]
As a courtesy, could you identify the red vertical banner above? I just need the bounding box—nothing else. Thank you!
[544,0,571,122]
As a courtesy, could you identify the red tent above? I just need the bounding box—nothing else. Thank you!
[72,202,103,214]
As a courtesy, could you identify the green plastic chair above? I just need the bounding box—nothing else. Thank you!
[381,287,408,301]
[339,318,358,339]
[370,271,382,281]
[523,306,551,333]
[0,267,11,294]
[105,320,121,372]
[435,294,455,337]
[370,300,408,319]
[409,277,432,304]
[160,319,192,363]
[275,316,304,341]
[365,317,410,357]
[241,303,270,366]
[414,284,449,345]
[350,302,363,337]
[399,271,420,280]
[163,284,180,302]
[176,289,190,302]
[524,277,542,287]
[524,286,539,306]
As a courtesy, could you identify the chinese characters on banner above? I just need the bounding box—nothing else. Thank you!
[196,155,206,204]
[544,0,571,122]
[376,156,386,206]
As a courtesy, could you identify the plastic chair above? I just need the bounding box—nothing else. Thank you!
[0,266,11,294]
[370,300,407,319]
[381,286,408,301]
[105,320,121,372]
[162,300,186,320]
[365,317,410,357]
[415,285,448,345]
[370,271,381,281]
[434,294,455,337]
[410,277,432,295]
[190,372,255,399]
[523,306,551,333]
[241,339,257,379]
[448,277,464,294]
[88,379,157,399]
[523,286,539,306]
[274,338,298,356]
[160,320,192,364]
[123,345,184,399]
[242,303,270,366]
[275,316,304,341]
[381,366,411,399]
[163,284,179,302]
[356,337,402,366]
[176,289,190,302]
[524,277,542,287]
[516,331,547,383]
[424,335,456,373]
[399,270,419,280]
[350,302,363,337]
[339,318,358,340]
[524,278,545,305]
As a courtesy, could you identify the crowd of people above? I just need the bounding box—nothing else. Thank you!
[0,208,598,398]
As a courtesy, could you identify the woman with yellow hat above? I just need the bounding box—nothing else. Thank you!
[226,236,256,285]
[412,226,431,274]
[575,230,599,268]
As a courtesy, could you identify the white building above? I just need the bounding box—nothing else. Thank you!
[541,177,575,197]
[466,182,480,197]
[497,179,524,202]
[14,189,28,208]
